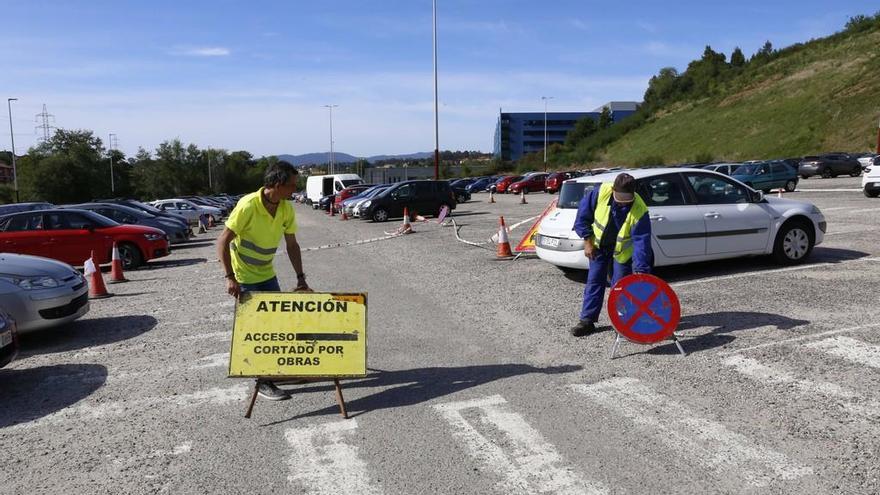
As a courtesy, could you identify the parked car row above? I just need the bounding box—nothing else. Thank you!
[294,179,458,222]
[689,153,871,180]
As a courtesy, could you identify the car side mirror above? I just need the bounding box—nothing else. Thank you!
[752,190,764,203]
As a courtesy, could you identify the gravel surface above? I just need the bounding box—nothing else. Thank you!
[2,177,879,494]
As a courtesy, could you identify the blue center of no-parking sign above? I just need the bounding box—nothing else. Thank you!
[615,280,674,334]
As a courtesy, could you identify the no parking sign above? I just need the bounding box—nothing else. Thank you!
[608,274,681,348]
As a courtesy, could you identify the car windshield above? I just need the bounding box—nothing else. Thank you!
[341,179,362,187]
[733,164,761,175]
[558,182,601,209]
[127,200,164,214]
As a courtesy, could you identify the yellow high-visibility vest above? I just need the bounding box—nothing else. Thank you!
[591,183,648,263]
[226,189,298,284]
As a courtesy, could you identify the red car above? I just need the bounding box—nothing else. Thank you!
[508,173,549,195]
[333,184,374,210]
[494,175,523,194]
[0,209,170,269]
[544,171,584,194]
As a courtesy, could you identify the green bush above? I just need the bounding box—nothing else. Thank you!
[692,152,715,164]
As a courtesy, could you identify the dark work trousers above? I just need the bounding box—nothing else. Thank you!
[579,248,633,322]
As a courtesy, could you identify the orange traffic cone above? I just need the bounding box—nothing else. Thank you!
[400,207,413,234]
[496,216,514,258]
[329,204,336,217]
[340,208,349,220]
[489,190,496,203]
[208,215,216,228]
[777,188,784,198]
[520,190,528,204]
[108,243,128,283]
[85,250,112,299]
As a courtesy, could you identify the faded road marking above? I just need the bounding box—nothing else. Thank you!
[806,336,880,369]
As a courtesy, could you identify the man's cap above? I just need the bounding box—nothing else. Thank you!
[612,173,636,204]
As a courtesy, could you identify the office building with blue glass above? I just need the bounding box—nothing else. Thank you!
[493,102,639,162]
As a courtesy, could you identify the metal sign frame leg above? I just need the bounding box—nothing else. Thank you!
[244,378,351,420]
[244,379,261,418]
[609,333,687,359]
[334,378,349,419]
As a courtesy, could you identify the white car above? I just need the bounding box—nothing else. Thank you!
[152,198,221,225]
[535,168,826,270]
[862,160,880,198]
[857,154,877,170]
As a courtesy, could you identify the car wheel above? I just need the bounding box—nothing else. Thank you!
[850,167,862,177]
[784,179,797,192]
[522,187,529,194]
[372,208,388,222]
[456,194,466,203]
[117,242,144,270]
[821,168,832,178]
[801,175,809,179]
[772,220,814,265]
[865,188,880,198]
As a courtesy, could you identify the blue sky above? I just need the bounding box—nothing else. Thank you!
[2,1,876,158]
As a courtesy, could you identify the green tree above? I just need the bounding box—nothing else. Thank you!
[730,47,746,68]
[598,106,613,130]
[22,129,108,203]
[565,115,598,147]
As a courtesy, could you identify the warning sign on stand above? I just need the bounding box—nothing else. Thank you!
[229,292,367,378]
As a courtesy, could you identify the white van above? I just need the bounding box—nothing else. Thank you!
[305,174,364,207]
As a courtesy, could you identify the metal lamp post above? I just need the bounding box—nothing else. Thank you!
[323,104,338,174]
[108,133,116,194]
[432,0,440,180]
[541,96,553,172]
[7,98,18,202]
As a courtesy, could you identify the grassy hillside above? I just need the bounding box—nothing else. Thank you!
[601,26,880,165]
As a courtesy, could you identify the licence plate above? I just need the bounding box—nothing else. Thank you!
[0,331,11,348]
[541,236,560,248]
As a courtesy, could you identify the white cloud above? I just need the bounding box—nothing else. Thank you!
[173,47,231,57]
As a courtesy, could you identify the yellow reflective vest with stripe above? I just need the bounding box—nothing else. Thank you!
[591,183,648,263]
[226,189,298,284]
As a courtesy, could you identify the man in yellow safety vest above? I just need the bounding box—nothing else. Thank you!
[217,160,311,400]
[570,173,653,336]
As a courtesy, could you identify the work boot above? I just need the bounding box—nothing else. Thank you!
[570,319,596,337]
[257,381,290,401]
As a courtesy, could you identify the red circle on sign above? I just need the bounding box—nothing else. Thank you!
[607,273,680,344]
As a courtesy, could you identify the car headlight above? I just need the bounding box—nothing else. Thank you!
[810,205,822,215]
[144,233,165,241]
[362,200,372,208]
[0,275,60,290]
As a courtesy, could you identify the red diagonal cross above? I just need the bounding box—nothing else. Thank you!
[621,286,667,328]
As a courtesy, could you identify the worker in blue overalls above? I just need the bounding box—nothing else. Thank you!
[571,173,653,336]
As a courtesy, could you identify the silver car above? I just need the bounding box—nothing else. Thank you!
[0,253,90,334]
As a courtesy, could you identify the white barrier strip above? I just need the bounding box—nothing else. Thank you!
[434,395,607,494]
[448,217,492,249]
[722,355,879,418]
[301,232,403,252]
[570,378,812,487]
[509,215,539,231]
[718,323,880,356]
[806,336,880,369]
[285,420,381,495]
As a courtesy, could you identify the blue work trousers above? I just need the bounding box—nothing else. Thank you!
[580,248,632,322]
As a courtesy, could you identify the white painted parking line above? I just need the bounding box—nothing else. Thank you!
[671,257,880,288]
[722,355,879,418]
[718,323,880,355]
[181,330,229,341]
[795,188,861,192]
[570,378,812,487]
[832,207,880,214]
[806,336,880,369]
[285,420,381,495]
[434,395,606,495]
[8,385,249,431]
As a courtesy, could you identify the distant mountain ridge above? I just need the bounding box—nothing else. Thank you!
[277,151,433,166]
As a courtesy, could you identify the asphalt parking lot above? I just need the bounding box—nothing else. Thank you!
[2,175,879,494]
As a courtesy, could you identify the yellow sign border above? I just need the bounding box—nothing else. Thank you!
[228,291,368,378]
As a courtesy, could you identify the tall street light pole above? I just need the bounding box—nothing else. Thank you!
[7,98,18,202]
[108,133,116,194]
[323,104,338,174]
[541,96,553,172]
[207,151,213,192]
[432,0,440,180]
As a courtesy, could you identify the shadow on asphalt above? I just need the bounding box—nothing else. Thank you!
[140,258,207,270]
[16,315,158,357]
[656,247,871,283]
[640,311,811,356]
[260,363,582,425]
[449,211,491,218]
[0,363,107,428]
